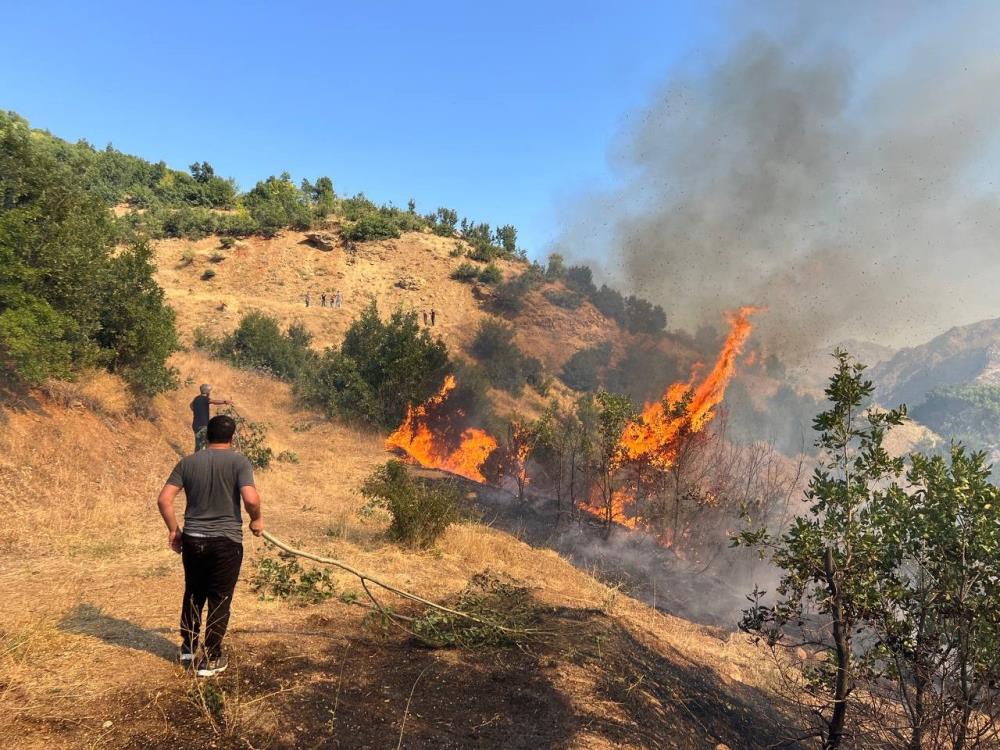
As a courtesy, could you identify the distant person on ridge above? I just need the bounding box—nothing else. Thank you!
[156,414,264,678]
[320,293,327,307]
[430,308,437,326]
[423,310,428,325]
[190,384,232,453]
[335,290,342,308]
[304,292,311,308]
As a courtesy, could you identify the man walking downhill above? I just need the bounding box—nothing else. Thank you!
[190,384,232,453]
[156,415,264,677]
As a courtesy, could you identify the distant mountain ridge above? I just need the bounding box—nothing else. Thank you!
[871,317,1000,408]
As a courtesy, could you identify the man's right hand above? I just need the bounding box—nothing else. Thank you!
[249,518,264,536]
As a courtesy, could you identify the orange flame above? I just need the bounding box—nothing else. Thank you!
[579,306,759,538]
[385,375,498,482]
[618,306,758,467]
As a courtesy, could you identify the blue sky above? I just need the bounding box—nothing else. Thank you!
[2,0,725,259]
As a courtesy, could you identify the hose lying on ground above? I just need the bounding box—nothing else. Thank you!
[260,531,527,636]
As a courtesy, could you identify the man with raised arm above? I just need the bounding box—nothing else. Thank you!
[190,383,232,453]
[156,414,264,677]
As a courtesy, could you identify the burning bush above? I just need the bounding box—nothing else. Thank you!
[360,460,460,549]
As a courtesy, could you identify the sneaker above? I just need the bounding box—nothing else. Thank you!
[196,654,228,678]
[177,650,197,666]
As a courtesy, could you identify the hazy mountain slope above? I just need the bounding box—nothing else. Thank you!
[871,317,1000,408]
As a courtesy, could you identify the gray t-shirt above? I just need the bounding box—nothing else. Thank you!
[166,449,255,544]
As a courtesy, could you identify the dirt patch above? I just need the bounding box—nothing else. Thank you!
[59,601,798,749]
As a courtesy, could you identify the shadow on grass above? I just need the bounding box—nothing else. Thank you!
[58,603,176,662]
[112,604,804,749]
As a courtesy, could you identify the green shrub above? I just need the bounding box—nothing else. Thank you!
[477,263,503,285]
[450,262,480,281]
[242,174,313,237]
[449,243,465,257]
[543,287,583,309]
[410,571,536,648]
[296,302,449,428]
[471,318,537,395]
[492,272,535,314]
[276,450,300,464]
[0,112,178,395]
[214,312,315,380]
[219,236,236,249]
[250,554,335,605]
[360,460,459,549]
[201,268,216,280]
[545,253,566,280]
[223,407,273,469]
[560,343,612,392]
[209,252,226,263]
[295,348,373,422]
[343,213,401,242]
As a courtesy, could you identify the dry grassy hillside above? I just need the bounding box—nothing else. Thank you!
[1,344,802,748]
[152,226,699,416]
[0,227,806,748]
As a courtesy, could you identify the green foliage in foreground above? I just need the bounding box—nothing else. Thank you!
[222,407,273,469]
[735,351,1000,748]
[361,460,460,549]
[0,111,178,395]
[249,554,336,605]
[410,571,537,648]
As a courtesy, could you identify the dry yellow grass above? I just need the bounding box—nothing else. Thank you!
[1,229,786,748]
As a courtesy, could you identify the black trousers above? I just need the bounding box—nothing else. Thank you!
[180,535,243,657]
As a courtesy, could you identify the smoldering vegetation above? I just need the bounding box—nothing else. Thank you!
[554,1,1000,354]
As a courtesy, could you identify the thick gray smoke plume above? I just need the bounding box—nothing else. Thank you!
[554,2,1000,351]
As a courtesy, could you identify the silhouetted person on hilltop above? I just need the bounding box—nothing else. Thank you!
[157,414,264,678]
[320,293,327,307]
[304,292,311,308]
[334,290,342,308]
[423,310,429,325]
[190,384,232,453]
[431,308,437,326]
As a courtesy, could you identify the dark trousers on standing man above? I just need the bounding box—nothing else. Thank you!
[180,534,243,657]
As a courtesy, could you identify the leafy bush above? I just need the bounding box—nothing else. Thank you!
[564,265,597,296]
[410,571,536,648]
[545,253,566,280]
[450,262,480,281]
[0,112,178,395]
[360,460,459,549]
[249,554,335,605]
[492,272,536,314]
[543,287,583,309]
[219,236,236,249]
[242,174,313,237]
[296,301,449,427]
[471,318,534,395]
[343,212,401,242]
[201,268,216,280]
[222,407,273,469]
[210,312,315,380]
[433,207,458,236]
[295,348,373,422]
[560,343,612,392]
[477,263,503,285]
